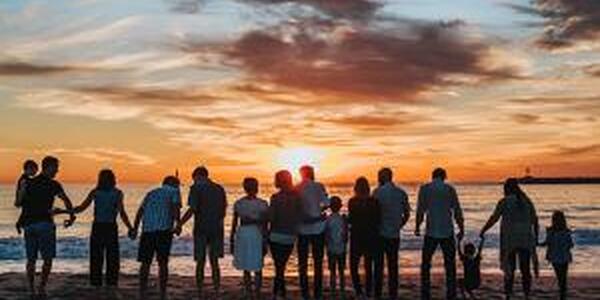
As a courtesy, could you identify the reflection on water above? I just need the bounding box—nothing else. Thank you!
[1,183,600,275]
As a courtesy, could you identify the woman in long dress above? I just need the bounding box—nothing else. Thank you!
[480,178,539,300]
[230,177,269,299]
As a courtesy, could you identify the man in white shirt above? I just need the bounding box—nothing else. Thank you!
[415,168,464,300]
[373,168,410,300]
[296,165,329,300]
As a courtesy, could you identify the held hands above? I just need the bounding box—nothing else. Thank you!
[128,228,138,240]
[172,224,182,236]
[456,230,465,242]
[63,213,76,228]
[229,237,235,255]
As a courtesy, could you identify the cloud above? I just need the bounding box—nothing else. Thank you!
[512,113,541,125]
[166,0,204,14]
[240,0,381,20]
[584,64,600,77]
[0,61,91,76]
[206,19,521,103]
[509,0,600,50]
[48,148,156,166]
[556,144,600,157]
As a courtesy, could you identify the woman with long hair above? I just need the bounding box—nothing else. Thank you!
[71,169,133,287]
[267,170,302,299]
[348,177,381,299]
[480,178,539,300]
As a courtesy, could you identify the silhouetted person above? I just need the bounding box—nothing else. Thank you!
[177,166,227,298]
[373,167,410,300]
[325,196,348,298]
[538,211,573,300]
[296,165,329,300]
[416,168,464,300]
[480,178,539,300]
[230,177,269,299]
[70,169,133,287]
[132,176,181,300]
[458,237,485,299]
[19,156,76,298]
[348,177,381,299]
[15,159,38,234]
[268,170,301,299]
[15,159,38,208]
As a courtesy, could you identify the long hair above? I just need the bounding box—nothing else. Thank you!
[275,170,293,191]
[503,178,528,207]
[97,169,116,191]
[549,210,569,232]
[353,177,371,198]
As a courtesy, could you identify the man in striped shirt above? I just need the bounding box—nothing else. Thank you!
[132,176,182,300]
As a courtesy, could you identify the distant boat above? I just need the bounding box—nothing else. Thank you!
[517,176,600,184]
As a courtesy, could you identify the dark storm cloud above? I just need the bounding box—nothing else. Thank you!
[215,19,520,102]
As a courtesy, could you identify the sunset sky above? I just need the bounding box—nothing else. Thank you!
[1,0,599,184]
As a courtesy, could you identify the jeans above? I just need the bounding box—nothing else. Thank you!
[90,222,120,286]
[421,236,457,300]
[270,241,294,298]
[375,237,399,299]
[298,233,325,299]
[552,263,569,300]
[504,248,531,297]
[350,241,377,297]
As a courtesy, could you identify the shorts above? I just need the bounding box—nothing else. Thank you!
[138,230,173,264]
[24,222,56,261]
[194,232,224,261]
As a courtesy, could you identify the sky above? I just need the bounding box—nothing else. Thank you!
[1,0,600,184]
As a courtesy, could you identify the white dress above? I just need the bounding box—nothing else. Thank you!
[233,196,268,271]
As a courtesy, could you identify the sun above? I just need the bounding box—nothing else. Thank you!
[276,147,325,177]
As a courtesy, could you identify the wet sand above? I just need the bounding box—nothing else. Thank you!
[1,272,599,299]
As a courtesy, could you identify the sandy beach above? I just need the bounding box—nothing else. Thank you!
[1,272,599,300]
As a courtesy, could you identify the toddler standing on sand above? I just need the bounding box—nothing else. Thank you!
[539,211,573,300]
[325,196,348,298]
[458,237,485,299]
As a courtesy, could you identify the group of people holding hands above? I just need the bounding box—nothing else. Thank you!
[15,156,574,300]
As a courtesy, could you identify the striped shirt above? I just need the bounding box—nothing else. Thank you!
[140,185,181,233]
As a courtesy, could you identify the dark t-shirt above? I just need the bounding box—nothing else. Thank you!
[348,196,380,252]
[21,175,64,226]
[188,179,227,236]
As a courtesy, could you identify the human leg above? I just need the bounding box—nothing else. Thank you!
[420,236,438,300]
[297,234,310,299]
[312,234,325,299]
[440,237,457,300]
[517,248,532,298]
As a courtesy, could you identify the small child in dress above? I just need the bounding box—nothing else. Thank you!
[15,159,39,234]
[325,196,348,298]
[230,177,269,299]
[539,211,573,300]
[458,237,484,299]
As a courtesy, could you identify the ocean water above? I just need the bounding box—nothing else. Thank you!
[1,183,599,276]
